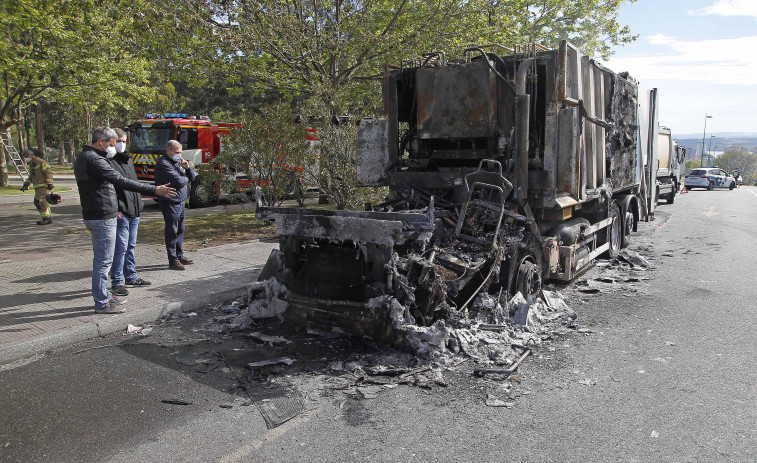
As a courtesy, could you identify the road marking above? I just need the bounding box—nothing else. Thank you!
[747,188,757,199]
[217,408,320,463]
[703,206,719,217]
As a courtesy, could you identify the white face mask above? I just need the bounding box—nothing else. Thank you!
[172,154,183,162]
[106,146,117,158]
[24,157,33,164]
[115,142,126,153]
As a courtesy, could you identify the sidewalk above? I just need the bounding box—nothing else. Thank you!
[0,234,277,365]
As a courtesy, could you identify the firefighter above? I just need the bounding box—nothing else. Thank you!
[20,149,54,225]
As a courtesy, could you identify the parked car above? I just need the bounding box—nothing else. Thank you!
[684,167,736,190]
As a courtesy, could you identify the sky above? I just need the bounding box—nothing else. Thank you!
[603,0,757,137]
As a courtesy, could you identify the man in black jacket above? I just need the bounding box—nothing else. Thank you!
[75,126,176,314]
[107,128,151,297]
[154,139,196,270]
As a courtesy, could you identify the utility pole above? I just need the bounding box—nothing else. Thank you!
[701,113,712,167]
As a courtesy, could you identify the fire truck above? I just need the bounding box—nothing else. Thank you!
[126,113,240,207]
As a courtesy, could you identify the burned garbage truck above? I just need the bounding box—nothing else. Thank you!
[256,41,660,338]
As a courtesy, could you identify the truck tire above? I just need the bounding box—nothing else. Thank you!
[496,233,543,302]
[189,176,216,208]
[621,211,633,249]
[729,182,735,190]
[601,203,621,259]
[667,187,675,204]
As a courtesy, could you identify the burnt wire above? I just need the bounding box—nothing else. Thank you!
[464,47,516,94]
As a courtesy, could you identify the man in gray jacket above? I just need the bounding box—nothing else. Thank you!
[75,126,176,314]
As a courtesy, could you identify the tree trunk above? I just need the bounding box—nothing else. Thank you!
[70,138,77,163]
[0,147,7,186]
[25,107,33,155]
[58,140,65,164]
[85,107,92,143]
[35,103,45,160]
[16,106,25,151]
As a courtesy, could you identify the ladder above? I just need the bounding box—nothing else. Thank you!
[1,131,28,183]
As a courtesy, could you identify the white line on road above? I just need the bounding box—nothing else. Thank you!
[217,408,321,463]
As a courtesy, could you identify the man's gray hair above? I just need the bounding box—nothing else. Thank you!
[92,126,117,143]
[22,149,34,157]
[167,140,182,151]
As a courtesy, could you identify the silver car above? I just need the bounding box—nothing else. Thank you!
[684,167,736,190]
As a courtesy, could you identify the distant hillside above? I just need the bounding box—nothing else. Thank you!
[672,133,757,156]
[675,132,757,139]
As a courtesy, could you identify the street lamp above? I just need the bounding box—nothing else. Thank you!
[701,114,712,167]
[708,135,716,164]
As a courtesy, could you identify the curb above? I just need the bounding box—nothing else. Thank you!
[0,284,251,366]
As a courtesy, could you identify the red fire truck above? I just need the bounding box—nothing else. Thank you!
[126,113,240,207]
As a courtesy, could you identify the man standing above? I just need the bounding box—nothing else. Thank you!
[108,128,151,298]
[75,126,176,314]
[20,149,54,225]
[154,139,195,270]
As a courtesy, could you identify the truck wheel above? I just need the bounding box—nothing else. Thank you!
[500,235,543,301]
[667,187,675,204]
[729,182,735,190]
[189,176,216,208]
[621,211,633,248]
[513,259,542,302]
[602,203,621,259]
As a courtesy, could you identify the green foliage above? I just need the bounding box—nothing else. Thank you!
[210,103,310,207]
[309,120,359,210]
[714,151,757,182]
[451,0,638,60]
[0,0,157,130]
[685,159,703,171]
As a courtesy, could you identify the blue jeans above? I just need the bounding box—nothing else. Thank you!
[111,215,140,285]
[84,218,117,309]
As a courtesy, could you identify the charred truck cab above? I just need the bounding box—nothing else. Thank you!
[256,41,661,339]
[127,114,239,207]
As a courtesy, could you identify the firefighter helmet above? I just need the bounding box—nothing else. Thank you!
[46,192,62,205]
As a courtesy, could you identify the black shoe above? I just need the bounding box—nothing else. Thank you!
[111,285,129,296]
[179,257,194,265]
[36,218,52,225]
[125,278,152,286]
[169,261,185,271]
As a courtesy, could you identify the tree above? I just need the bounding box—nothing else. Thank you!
[0,0,213,184]
[715,150,757,182]
[211,103,310,207]
[202,0,636,112]
[456,0,638,60]
[685,159,703,173]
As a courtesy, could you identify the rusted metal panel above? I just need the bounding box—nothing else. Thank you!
[416,61,498,139]
[557,106,579,197]
[594,64,607,187]
[582,55,596,190]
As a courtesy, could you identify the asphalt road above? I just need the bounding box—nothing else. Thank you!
[1,186,756,462]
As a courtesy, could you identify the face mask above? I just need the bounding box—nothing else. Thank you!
[115,142,126,153]
[172,154,183,162]
[106,146,117,158]
[24,157,32,164]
